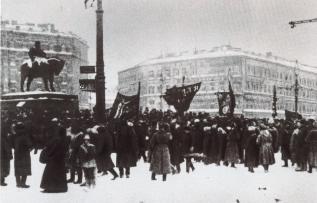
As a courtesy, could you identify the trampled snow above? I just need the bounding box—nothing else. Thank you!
[1,152,316,203]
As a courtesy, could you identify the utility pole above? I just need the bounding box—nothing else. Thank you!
[94,0,106,123]
[294,71,299,113]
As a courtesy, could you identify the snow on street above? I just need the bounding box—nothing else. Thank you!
[1,152,316,203]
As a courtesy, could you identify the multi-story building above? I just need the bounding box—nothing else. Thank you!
[0,20,89,107]
[118,45,317,118]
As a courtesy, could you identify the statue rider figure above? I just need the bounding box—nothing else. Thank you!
[28,41,47,69]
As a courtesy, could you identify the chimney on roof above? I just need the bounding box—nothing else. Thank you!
[266,52,272,57]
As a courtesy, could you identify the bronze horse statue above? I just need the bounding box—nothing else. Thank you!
[20,57,65,92]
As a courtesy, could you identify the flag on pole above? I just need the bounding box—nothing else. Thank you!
[215,81,236,116]
[162,82,201,115]
[110,82,140,120]
[285,110,302,121]
[228,80,236,116]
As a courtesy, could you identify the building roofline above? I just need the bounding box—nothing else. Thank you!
[120,46,317,74]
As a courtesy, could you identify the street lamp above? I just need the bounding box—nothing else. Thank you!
[94,0,106,123]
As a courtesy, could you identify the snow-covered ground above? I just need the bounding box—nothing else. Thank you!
[1,152,316,203]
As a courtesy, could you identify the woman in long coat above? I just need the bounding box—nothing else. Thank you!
[92,125,118,179]
[11,122,33,188]
[116,119,139,178]
[149,123,172,181]
[224,125,240,167]
[244,126,259,173]
[305,123,317,173]
[257,125,275,172]
[40,120,68,193]
[203,124,221,165]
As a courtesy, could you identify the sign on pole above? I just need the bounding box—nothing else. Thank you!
[79,79,96,92]
[80,66,95,74]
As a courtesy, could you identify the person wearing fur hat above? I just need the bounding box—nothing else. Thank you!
[149,122,172,181]
[257,123,275,172]
[78,134,97,188]
[11,122,33,188]
[224,123,240,168]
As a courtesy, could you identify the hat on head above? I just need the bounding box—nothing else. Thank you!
[84,134,90,140]
[51,118,58,122]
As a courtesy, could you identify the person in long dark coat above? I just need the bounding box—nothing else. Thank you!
[1,119,13,186]
[11,122,33,188]
[92,125,118,180]
[169,120,184,173]
[278,121,293,167]
[190,119,204,154]
[40,119,68,193]
[291,120,308,171]
[149,122,172,181]
[257,124,275,172]
[203,124,221,165]
[66,119,84,184]
[183,125,195,173]
[268,119,279,153]
[244,125,259,173]
[305,121,317,173]
[224,124,240,168]
[135,119,148,162]
[116,119,139,178]
[217,126,228,165]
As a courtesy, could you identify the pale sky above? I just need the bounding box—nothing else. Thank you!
[2,0,317,90]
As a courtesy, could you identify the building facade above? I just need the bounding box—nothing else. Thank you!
[1,20,89,107]
[118,45,317,118]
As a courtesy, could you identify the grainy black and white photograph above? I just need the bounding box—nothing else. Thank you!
[0,0,317,202]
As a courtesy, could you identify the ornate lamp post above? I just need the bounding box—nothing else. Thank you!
[94,0,106,123]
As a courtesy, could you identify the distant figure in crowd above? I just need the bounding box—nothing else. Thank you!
[170,118,185,174]
[224,123,240,168]
[1,119,13,186]
[244,124,259,173]
[257,124,275,172]
[78,135,96,188]
[92,125,119,180]
[305,121,317,173]
[40,118,68,193]
[149,122,172,181]
[67,119,84,184]
[11,122,33,188]
[116,118,139,178]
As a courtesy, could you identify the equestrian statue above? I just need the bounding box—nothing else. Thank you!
[20,41,65,92]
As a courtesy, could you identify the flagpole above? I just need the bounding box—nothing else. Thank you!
[94,0,106,123]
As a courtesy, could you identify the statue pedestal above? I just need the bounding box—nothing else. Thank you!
[1,91,79,116]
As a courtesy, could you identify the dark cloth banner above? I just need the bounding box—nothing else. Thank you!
[110,84,140,120]
[285,110,302,121]
[216,81,236,116]
[163,82,201,114]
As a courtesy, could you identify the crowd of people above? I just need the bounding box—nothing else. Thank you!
[1,107,317,193]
